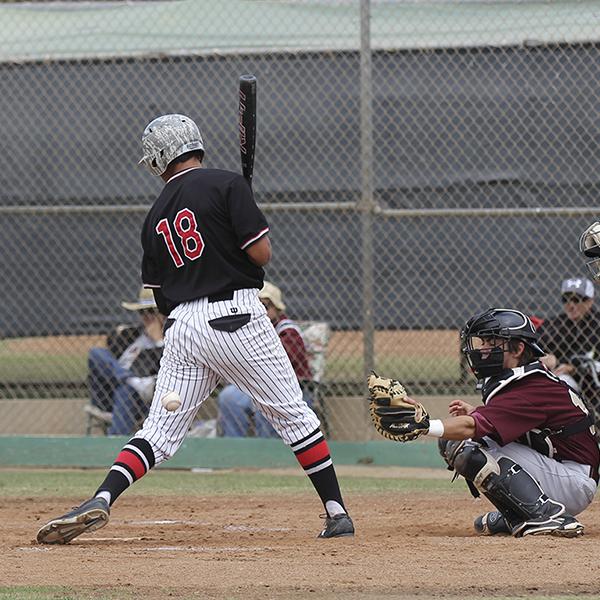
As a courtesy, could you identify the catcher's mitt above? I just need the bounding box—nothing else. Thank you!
[367,372,430,442]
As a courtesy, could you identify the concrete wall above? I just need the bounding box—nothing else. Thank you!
[0,394,481,438]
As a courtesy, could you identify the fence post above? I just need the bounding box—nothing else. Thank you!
[359,0,375,439]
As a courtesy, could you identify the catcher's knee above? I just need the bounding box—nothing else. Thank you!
[438,438,454,467]
[438,438,471,468]
[443,440,500,488]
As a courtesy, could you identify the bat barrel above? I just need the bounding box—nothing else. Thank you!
[239,74,257,183]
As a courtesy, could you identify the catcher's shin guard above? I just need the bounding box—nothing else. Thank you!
[444,440,502,489]
[448,441,573,537]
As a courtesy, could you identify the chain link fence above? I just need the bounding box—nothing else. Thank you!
[1,0,600,439]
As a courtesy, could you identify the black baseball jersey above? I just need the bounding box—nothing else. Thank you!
[141,167,269,307]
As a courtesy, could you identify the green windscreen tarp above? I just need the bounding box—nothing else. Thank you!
[1,0,600,63]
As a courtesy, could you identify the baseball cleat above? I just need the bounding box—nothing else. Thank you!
[474,511,510,535]
[520,514,584,538]
[510,500,566,538]
[317,513,355,538]
[36,497,110,544]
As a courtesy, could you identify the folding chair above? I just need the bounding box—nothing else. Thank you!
[297,320,331,436]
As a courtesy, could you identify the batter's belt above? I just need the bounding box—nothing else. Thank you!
[207,290,235,302]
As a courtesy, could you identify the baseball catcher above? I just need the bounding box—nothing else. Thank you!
[368,307,599,538]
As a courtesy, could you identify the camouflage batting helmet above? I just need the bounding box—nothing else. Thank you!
[138,114,204,176]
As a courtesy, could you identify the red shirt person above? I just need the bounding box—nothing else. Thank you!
[260,280,312,381]
[274,316,312,382]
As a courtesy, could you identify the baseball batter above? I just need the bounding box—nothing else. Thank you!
[37,114,353,544]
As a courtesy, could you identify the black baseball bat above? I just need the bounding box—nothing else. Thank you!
[238,74,257,184]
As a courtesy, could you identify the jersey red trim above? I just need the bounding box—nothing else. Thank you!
[241,227,269,250]
[165,166,202,184]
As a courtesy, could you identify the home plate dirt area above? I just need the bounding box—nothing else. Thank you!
[3,480,600,599]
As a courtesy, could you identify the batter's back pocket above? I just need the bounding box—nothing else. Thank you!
[208,313,251,333]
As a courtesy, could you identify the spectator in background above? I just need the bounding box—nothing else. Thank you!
[538,277,600,416]
[87,287,165,435]
[218,281,313,437]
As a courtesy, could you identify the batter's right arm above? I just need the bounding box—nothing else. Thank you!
[245,235,271,266]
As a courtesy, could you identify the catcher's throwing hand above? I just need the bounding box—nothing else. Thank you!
[448,399,476,417]
[367,372,430,442]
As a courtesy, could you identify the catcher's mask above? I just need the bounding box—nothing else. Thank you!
[460,308,545,379]
[139,114,204,176]
[580,221,600,282]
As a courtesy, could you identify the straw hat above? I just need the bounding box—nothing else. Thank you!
[258,281,286,311]
[121,286,157,311]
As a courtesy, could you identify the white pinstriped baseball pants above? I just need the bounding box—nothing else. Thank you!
[136,288,321,463]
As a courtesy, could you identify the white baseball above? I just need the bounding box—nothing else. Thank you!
[161,391,181,412]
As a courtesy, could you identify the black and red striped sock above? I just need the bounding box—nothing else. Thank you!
[95,437,156,506]
[290,429,345,513]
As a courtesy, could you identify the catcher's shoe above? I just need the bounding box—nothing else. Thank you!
[510,499,566,538]
[474,511,510,535]
[36,497,110,544]
[520,514,584,538]
[317,513,355,538]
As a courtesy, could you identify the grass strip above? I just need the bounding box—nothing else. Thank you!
[0,468,457,497]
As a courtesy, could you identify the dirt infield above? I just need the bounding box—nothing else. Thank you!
[3,471,600,599]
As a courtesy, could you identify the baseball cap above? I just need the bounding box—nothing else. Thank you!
[121,286,157,311]
[560,277,595,300]
[258,281,286,311]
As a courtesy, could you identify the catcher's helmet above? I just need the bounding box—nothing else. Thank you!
[139,114,204,176]
[579,221,600,282]
[460,308,545,379]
